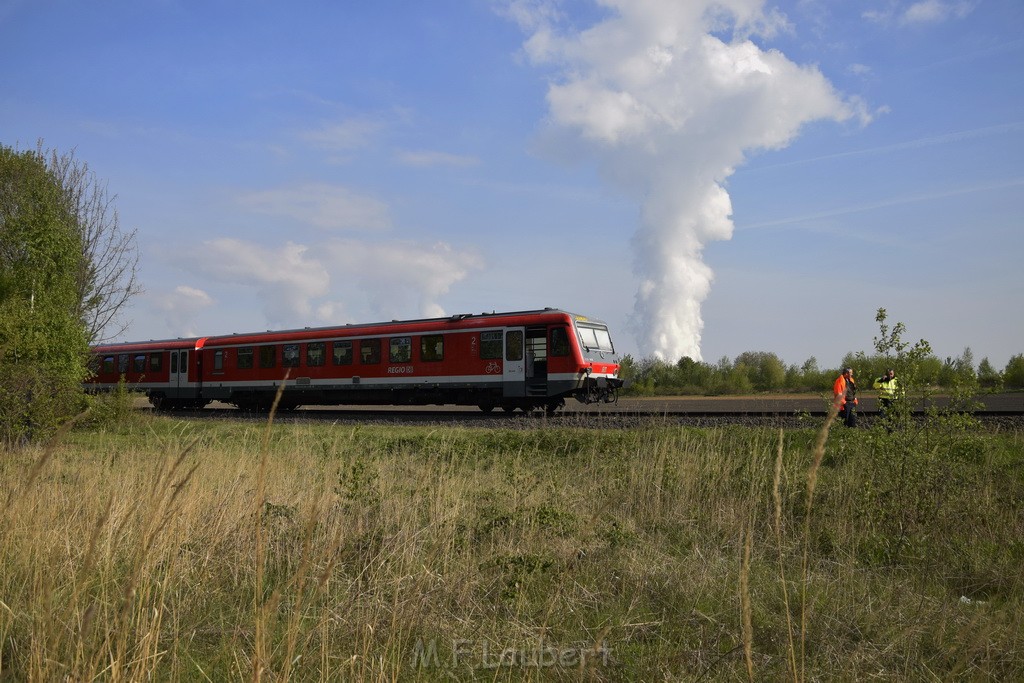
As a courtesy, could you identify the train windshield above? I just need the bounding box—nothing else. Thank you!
[577,324,615,353]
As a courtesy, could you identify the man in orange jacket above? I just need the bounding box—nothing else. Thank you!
[833,367,858,427]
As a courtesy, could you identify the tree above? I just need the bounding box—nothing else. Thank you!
[1004,354,1024,390]
[734,351,786,392]
[859,309,981,565]
[42,144,141,343]
[937,347,975,388]
[977,357,1002,390]
[872,308,932,425]
[0,145,90,443]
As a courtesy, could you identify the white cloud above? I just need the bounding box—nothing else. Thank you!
[172,236,483,330]
[181,239,330,327]
[237,183,392,232]
[320,238,484,319]
[513,0,854,361]
[149,285,214,337]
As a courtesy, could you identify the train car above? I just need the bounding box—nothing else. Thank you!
[86,308,625,413]
[88,337,209,409]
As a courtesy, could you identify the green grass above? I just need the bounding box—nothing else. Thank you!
[1,413,1021,680]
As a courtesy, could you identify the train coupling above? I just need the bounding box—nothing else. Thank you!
[576,376,628,405]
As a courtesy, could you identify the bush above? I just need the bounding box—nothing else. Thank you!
[0,364,85,446]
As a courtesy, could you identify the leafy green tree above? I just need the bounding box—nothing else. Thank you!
[976,357,1001,390]
[871,308,932,424]
[1004,354,1024,390]
[793,356,831,391]
[938,347,977,388]
[856,308,981,565]
[0,145,89,444]
[734,351,786,392]
[839,351,871,389]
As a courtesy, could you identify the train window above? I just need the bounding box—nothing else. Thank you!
[118,354,129,373]
[259,345,276,369]
[577,324,614,352]
[171,352,178,374]
[307,342,326,367]
[550,327,570,357]
[581,325,610,352]
[237,347,254,369]
[505,331,523,362]
[389,337,412,363]
[577,326,598,350]
[149,353,162,372]
[332,340,353,365]
[421,335,444,362]
[480,331,502,359]
[213,350,224,371]
[360,339,381,364]
[132,354,146,372]
[282,344,300,368]
[103,356,115,374]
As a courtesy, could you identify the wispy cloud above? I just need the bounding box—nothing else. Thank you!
[237,183,392,232]
[395,149,480,167]
[743,121,1024,172]
[901,0,975,25]
[299,116,386,152]
[738,178,1024,231]
[864,1,976,26]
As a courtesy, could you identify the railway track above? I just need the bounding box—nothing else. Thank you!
[153,394,1024,430]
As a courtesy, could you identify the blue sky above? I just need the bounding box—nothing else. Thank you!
[2,0,1021,369]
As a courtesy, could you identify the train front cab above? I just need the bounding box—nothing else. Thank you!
[570,317,624,405]
[494,316,621,413]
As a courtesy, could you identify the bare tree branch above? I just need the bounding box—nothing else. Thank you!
[39,142,142,343]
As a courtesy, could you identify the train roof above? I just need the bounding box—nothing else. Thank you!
[92,308,612,351]
[91,337,205,353]
[204,308,601,345]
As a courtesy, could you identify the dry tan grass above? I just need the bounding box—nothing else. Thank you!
[0,412,1020,681]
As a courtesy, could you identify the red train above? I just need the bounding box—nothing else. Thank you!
[87,308,625,413]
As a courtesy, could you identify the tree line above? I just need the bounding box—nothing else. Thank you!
[0,143,139,444]
[620,348,1024,396]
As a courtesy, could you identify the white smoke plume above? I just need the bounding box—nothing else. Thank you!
[511,0,859,360]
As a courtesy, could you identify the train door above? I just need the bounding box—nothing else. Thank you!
[170,349,189,398]
[502,327,525,397]
[525,326,548,396]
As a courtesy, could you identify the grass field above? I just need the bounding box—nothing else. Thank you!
[1,410,1021,681]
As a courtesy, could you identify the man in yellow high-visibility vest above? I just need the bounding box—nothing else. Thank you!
[873,369,899,422]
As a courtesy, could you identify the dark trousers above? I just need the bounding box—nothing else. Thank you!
[840,402,857,427]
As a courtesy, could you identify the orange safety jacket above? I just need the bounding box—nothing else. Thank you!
[833,374,858,407]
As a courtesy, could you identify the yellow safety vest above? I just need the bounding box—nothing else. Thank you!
[873,376,898,400]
